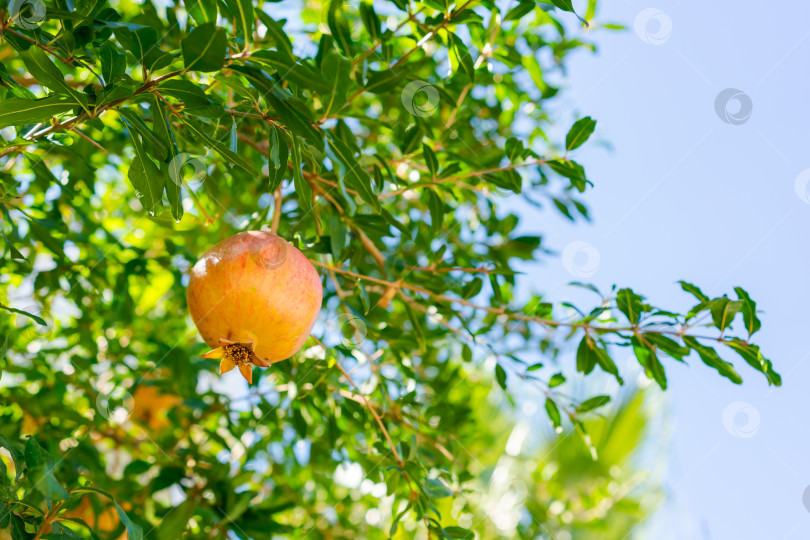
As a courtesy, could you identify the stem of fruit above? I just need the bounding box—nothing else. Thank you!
[270,188,282,234]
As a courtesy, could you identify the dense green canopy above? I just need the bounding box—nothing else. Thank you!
[0,0,779,538]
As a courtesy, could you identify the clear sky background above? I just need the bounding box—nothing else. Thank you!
[513,1,810,538]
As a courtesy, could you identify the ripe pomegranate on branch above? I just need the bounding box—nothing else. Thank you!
[186,231,323,384]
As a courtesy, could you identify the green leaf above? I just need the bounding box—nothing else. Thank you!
[326,0,354,55]
[427,189,443,236]
[708,296,743,331]
[113,24,158,63]
[547,0,589,25]
[448,32,475,82]
[268,125,288,193]
[320,50,352,116]
[734,287,761,337]
[0,96,75,129]
[725,338,780,386]
[679,280,709,302]
[504,1,535,21]
[495,363,507,390]
[250,51,331,94]
[0,303,45,326]
[632,336,667,389]
[546,159,588,192]
[442,526,474,539]
[177,115,258,175]
[20,48,89,114]
[616,288,648,325]
[230,65,323,148]
[683,336,742,385]
[186,0,217,25]
[156,499,196,540]
[117,108,168,161]
[544,398,562,429]
[126,130,165,213]
[158,79,223,118]
[565,116,596,151]
[99,42,126,86]
[290,135,312,214]
[330,214,347,260]
[75,0,108,24]
[576,395,610,414]
[576,337,597,374]
[0,435,27,482]
[548,372,566,387]
[0,61,35,99]
[363,69,407,94]
[225,0,254,49]
[255,11,293,59]
[422,143,438,177]
[423,478,452,499]
[182,23,227,72]
[115,500,144,540]
[24,437,51,468]
[325,132,380,211]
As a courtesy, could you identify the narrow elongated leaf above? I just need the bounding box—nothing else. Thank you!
[548,0,588,25]
[186,0,217,25]
[0,61,35,98]
[320,50,351,115]
[576,395,610,414]
[448,32,475,81]
[158,79,223,118]
[325,132,380,211]
[545,398,562,429]
[225,0,254,49]
[290,135,311,213]
[684,336,742,384]
[126,131,164,212]
[177,115,258,175]
[115,501,144,540]
[734,287,761,336]
[268,125,288,193]
[20,48,89,113]
[117,108,168,161]
[0,96,75,128]
[495,363,507,389]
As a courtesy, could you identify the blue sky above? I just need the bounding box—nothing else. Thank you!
[520,1,810,537]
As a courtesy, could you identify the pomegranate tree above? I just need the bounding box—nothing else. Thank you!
[187,231,323,383]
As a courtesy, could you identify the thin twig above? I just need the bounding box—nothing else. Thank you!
[379,158,546,199]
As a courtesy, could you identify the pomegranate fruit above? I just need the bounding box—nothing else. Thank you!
[187,231,323,383]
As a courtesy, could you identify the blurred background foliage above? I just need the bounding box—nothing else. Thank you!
[0,0,776,537]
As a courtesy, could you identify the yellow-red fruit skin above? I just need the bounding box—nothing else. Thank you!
[187,231,323,363]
